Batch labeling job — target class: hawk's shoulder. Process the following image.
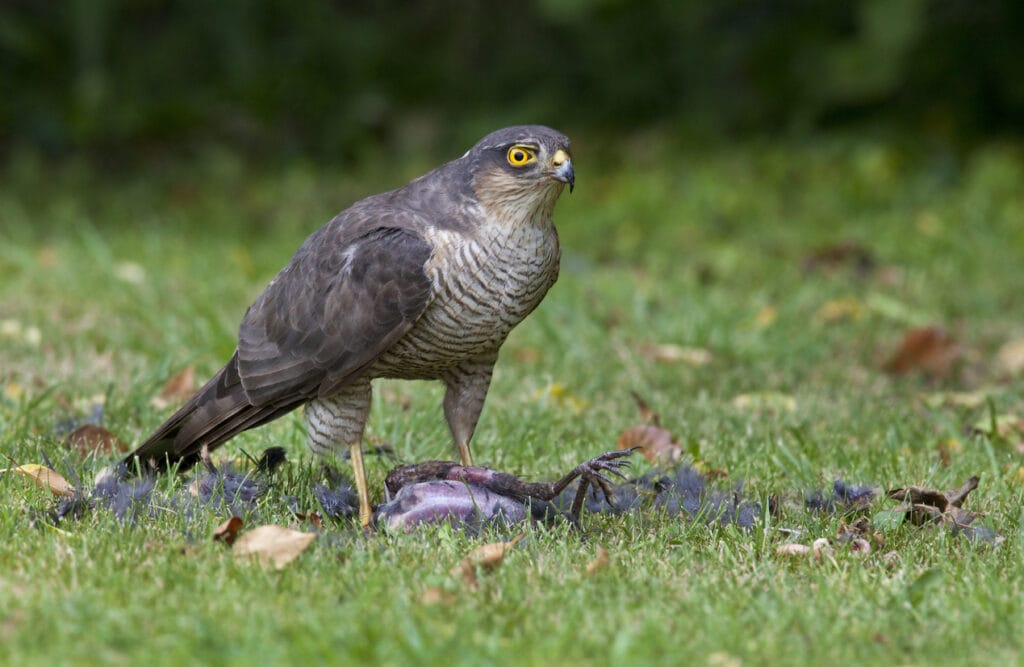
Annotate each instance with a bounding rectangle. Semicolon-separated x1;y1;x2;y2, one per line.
236;205;435;406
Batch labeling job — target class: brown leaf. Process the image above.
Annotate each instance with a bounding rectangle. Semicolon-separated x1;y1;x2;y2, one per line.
617;424;681;464
1;464;76;497
212;516;244;546
233;525;316;570
887;477;979;512
886;477;984;528
882;326;961;378
585;546;609;576
64;424;128;456
450;532;526;589
150;365;196;409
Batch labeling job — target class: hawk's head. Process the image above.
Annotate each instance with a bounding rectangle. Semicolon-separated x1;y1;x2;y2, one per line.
466;125;574;222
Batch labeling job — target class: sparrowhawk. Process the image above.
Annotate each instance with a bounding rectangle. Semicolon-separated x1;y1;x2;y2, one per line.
124;125;575;526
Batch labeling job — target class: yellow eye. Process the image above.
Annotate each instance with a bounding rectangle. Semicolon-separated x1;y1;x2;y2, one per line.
506;146;536;167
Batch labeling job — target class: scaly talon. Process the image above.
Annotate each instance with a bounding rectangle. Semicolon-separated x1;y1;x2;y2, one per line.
349;442;373;528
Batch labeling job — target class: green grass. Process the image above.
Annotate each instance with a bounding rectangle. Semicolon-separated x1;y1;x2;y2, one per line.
2;134;1024;666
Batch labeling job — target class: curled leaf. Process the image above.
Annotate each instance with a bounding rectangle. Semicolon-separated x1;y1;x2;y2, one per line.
233;525;316;570
450;532;526;589
212;516;244;546
2;464;76;497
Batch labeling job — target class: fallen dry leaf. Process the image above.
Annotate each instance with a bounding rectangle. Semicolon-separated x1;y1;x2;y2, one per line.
1;464;76;497
882;326;961;378
150;365;196;409
212;516;244;546
585;546;610;576
638;343;712;366
997;339;1024;376
617;424;681;464
802;241;876;277
450;532;526;589
64;424;128;456
233;525;316;570
885;477;996;540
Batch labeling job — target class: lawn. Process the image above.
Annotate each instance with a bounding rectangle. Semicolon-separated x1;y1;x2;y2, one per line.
1;134;1023;666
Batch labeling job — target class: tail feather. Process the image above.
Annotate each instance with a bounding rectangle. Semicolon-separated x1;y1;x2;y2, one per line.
124;352;303;473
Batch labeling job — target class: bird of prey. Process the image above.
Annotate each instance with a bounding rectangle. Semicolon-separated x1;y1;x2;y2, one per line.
125;125;575;526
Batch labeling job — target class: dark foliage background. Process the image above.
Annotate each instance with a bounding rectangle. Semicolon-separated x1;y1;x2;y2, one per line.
2;0;1023;160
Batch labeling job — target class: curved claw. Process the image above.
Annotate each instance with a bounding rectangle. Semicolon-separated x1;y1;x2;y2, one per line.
574;449;637;507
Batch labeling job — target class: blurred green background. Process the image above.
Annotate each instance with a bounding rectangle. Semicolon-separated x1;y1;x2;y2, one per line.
3;0;1023;162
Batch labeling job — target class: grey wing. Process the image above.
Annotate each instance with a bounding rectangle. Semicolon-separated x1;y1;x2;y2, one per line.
236;224;434;406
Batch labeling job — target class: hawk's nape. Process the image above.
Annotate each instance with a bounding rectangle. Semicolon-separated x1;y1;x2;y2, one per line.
125;125;574;527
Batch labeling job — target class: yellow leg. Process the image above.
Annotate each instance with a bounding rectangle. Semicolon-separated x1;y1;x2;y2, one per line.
349;442;373;527
456;440;474;467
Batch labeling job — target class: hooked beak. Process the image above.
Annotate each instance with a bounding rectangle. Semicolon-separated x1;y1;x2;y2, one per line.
551;149;574;193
